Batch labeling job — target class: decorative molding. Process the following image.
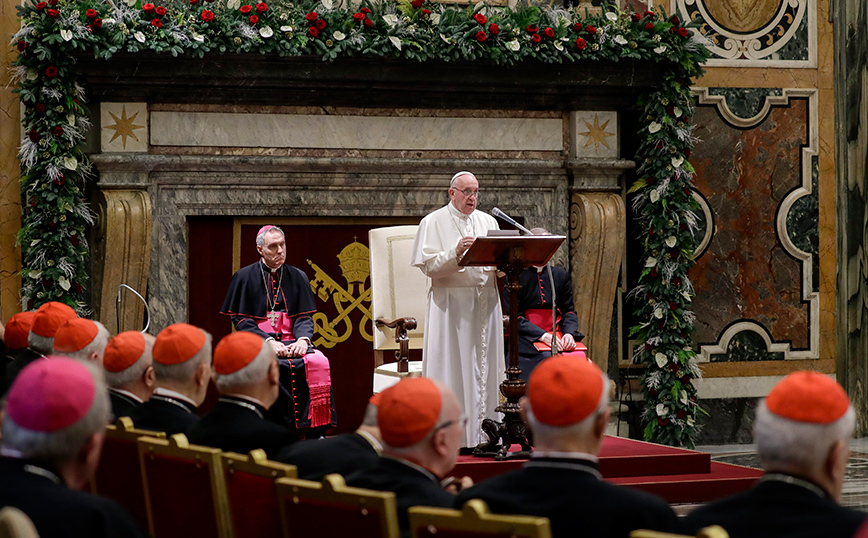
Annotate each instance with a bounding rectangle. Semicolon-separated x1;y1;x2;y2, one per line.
694;87;791;128
569;111;618;159
100;103;148;152
698;320;796;362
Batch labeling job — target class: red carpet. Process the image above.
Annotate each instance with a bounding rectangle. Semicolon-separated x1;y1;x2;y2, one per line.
454;436;762;504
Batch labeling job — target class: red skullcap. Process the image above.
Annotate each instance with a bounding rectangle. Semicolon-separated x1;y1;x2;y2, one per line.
53;318;99;353
7;358;96;432
31;301;77;338
153;323;206;366
214;331;264;375
5;311;37;350
369;391;383;407
528;355;604;427
379;377;442;447
104;331;147;373
765;371;850;424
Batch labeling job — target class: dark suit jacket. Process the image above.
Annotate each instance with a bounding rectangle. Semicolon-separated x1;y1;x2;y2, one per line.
456;456;681;538
345;456;455;538
3;348;45;396
0;457;148;538
683;474;867;538
108;389;142;421
185;397;297;458
127;393;198;436
275;431;380;481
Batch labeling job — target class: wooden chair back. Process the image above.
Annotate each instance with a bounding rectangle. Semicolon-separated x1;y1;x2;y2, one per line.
0;507;39;538
275;473;399;538
138;433;232;538
221;450;297;538
630;526;729;538
92;417;166;528
409;499;552;538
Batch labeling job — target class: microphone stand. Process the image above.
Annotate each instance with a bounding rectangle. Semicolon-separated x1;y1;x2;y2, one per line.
117;284;151;334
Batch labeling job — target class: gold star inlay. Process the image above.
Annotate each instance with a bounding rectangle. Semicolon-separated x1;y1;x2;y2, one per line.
104;106;145;149
579;114;615;153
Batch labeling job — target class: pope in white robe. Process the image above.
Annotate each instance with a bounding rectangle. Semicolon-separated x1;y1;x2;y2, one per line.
409;171;505;446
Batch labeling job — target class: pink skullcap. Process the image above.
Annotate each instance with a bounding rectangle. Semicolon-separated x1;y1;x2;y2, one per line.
31;301;77;338
153;323;206;366
53;318;99;353
6;358;96;432
104;331;147;373
5;311;37;350
378;378;442;447
528;355;604;426
214;331;264;375
257;225;277;238
765;371;850;424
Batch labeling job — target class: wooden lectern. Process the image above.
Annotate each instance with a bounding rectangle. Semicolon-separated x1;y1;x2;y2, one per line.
459;234;565;460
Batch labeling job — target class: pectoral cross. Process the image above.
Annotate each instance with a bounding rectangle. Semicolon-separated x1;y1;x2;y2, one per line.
268;311;279;327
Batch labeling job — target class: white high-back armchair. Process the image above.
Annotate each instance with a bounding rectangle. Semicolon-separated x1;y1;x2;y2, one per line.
368;225;428;391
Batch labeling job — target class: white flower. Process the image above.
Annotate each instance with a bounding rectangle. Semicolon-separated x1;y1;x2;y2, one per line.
654;45;667;54
227;0;240;9
665;236;677;248
63;156;77;170
554;40;563;51
614;34;627;45
67;113;75;125
26;70;38;81
125;0;137;5
655;353;667;368
673;107;683;118
656;403;669;416
191;31;205;42
321;0;334;9
649;190;660;203
645;257;657;268
58;276;71;291
680;391;688;404
389;35;402;50
671;156;683;167
383;14;399;27
333;31;345;40
605;12;617;22
280;25;293;32
687;416;695;427
28;269;41;279
505;39;520;51
648;121;662;133
60;29;73;41
102;18;115;24
682;290;691;301
430;13;440;25
654;306;664;319
259;26;273;38
134;31;145;43
440;33;450;44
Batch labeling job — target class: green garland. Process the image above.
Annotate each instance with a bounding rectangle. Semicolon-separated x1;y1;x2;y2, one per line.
13;0;709;445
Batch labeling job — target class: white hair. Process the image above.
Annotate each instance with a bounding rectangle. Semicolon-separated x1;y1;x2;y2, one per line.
214;339;274;392
360;403;378;427
104;335;155;388
2;362;110;465
53;321;110;363
153;331;213;383
525;370;610;442
754;401;856;475
256;226;285;248
449;171;475;189
28;332;54;355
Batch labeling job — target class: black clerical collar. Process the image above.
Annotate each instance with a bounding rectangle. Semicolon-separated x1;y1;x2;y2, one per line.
1;457;63;486
759;473;831;499
108;387;143;405
151;392;197;414
219;396;266;419
383;456;441;483
260;259;282;274
526;453;602;479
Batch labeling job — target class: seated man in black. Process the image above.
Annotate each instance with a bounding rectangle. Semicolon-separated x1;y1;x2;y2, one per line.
0;358;147;537
457;356;680;538
102;331;156;421
683;371;866;538
187;331;297;458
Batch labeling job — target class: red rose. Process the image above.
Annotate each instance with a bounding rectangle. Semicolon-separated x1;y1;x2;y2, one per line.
473;13;486;24
151;18;162;27
669;301;678;311
47;8;59;17
646;177;655;185
16;40;26;51
35;2;46;10
649;388;658;397
543;26;553;38
86;24;93;32
682;376;690;384
305;11;317;20
586;24;596;34
53;173;65;185
353;12;365;20
489;23;499;35
645;293;654;301
53;126;64;136
45;65;58;77
668;362;679;372
256;2;267;12
572;22;582;32
673;277;682;287
360;7;371;13
364;18;373;27
679;223;687;231
315;18;326;29
644;342;653;351
678;27;689;37
526;24;537;33
650;267;658;277
655;140;664;150
94;18;102;27
143;3;155;12
28;129;39;142
201;9;214;21
644;22;653;30
657;418;669;426
73;283;83;294
240;4;252;13
644;10;655;18
656;320;666;329
70;234;80;245
48;222;56;230
683;187;691;195
155;5;166;15
648;226;654;236
308;26;319;36
410;0;422;7
677;409;686;419
475;30;486;42
421;9;431;16
531;33;541;43
29;198;36;207
35;103;45;112
190;0;199;5
27;299;34;310
86;8;97;18
249;14;258;24
631;13;640;22
575;37;585;49
671;15;680;25
684;148;692;158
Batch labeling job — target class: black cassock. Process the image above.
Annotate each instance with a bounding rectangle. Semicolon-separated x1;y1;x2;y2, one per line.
221;260;337;431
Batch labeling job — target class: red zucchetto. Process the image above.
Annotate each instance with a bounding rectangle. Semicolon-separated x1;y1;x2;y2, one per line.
53;318;99;353
30;301;77;338
5;311;37;350
528;355;604;427
153;323;207;366
6;358;95;432
378;377;442;447
765;371;850;424
214;331;264;375
104;331;147;373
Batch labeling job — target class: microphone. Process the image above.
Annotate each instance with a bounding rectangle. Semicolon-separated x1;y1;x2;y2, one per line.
491;207;533;235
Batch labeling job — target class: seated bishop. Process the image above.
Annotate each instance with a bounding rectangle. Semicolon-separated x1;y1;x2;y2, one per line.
221;224;336;437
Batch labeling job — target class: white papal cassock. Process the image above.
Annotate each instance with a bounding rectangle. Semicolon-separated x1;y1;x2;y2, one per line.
410;203;505;446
